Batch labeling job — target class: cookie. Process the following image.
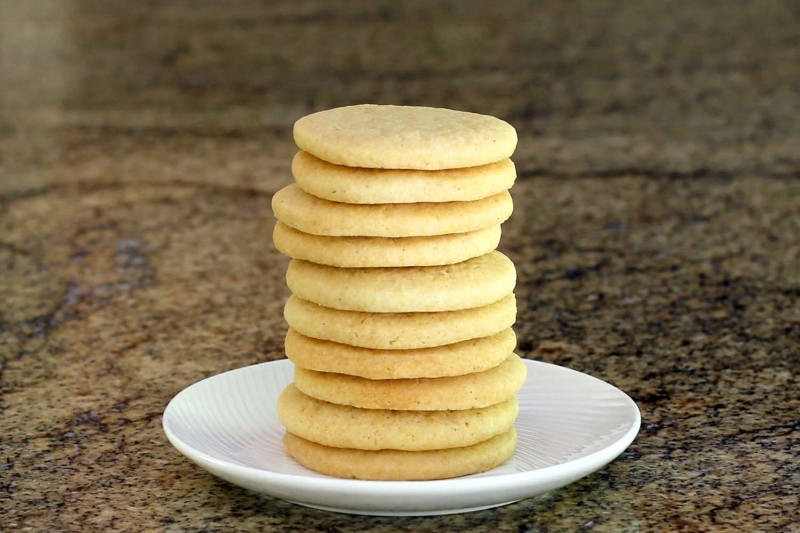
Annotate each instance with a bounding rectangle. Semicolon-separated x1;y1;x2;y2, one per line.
293;353;527;411
286;251;516;313
292;151;517;205
272;183;512;237
284;293;516;350
283;428;517;481
273;222;501;268
293;105;517;170
285;328;516;379
278;384;518;451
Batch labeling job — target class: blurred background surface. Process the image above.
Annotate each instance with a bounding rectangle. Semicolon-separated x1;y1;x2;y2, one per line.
2;0;799;191
1;2;798;532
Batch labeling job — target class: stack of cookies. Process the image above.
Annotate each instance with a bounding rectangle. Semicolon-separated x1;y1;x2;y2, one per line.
272;105;526;481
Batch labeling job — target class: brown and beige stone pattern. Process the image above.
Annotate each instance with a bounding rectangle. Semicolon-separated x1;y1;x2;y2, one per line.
1;1;798;531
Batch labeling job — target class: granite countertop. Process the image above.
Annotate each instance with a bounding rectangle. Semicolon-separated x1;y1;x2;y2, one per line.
1;1;798;531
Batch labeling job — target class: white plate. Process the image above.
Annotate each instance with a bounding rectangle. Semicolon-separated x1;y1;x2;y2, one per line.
163;359;640;516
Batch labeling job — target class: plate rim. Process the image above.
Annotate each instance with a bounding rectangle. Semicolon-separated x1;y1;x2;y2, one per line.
163;358;641;496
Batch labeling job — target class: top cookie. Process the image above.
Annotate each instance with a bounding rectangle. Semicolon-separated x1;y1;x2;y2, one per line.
293;105;518;170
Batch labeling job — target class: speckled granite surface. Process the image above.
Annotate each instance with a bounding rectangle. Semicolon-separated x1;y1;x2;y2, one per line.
1;1;798;531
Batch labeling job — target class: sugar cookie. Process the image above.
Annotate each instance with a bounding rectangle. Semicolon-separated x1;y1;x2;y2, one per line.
293;105;517;170
272;184;512;237
284;294;516;350
273;222;501;268
292;151;516;204
285;328;516;379
294;354;527;411
286;251;515;312
283;428;517;480
278;384;518;451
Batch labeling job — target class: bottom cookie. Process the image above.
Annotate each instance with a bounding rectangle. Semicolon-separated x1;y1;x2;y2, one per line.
283;428;517;481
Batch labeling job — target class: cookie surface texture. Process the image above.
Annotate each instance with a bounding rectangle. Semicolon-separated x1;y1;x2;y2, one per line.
293;105;518;170
283;428;518;481
284;294;516;350
292;151;516;204
293;353;527;411
285;328;516;379
272;184;512;237
286;251;516;312
272;222;501;268
278;384;518;451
